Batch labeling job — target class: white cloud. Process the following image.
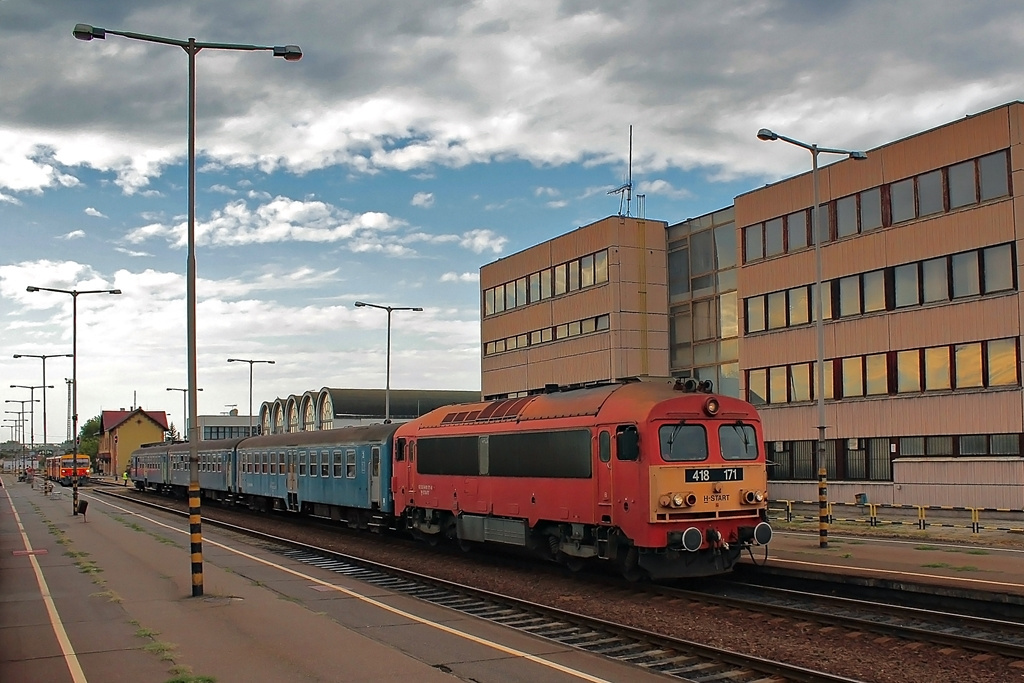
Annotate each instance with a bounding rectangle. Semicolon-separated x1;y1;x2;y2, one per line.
440;271;479;282
460;229;507;254
411;191;434;208
60;230;86;240
535;187;560;197
637;179;694;200
84;207;106;218
114;247;152;257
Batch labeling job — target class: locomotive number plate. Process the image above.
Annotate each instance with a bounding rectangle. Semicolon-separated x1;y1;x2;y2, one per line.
685;467;743;483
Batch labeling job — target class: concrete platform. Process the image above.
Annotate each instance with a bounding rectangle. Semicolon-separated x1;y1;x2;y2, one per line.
0;475;675;683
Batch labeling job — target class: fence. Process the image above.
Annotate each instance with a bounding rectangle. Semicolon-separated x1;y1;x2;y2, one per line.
770;499;1024;534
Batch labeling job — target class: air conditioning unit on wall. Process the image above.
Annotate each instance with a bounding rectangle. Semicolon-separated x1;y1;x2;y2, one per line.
846;438;861;450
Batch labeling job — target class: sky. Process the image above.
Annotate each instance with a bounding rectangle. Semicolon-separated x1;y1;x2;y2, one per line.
1;0;1022;445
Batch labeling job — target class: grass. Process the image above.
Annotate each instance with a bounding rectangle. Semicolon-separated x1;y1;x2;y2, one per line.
144;641;178;661
920;562;982;572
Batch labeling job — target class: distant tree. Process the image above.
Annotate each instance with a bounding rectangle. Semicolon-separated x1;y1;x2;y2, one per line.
77;415;101;468
166;423;182;442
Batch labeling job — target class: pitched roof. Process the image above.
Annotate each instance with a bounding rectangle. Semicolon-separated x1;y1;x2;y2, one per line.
101;409;169;433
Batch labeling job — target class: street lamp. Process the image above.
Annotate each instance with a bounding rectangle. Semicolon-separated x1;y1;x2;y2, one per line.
354;301;423;423
10;385;52;452
27;285;121;515
166;387;202;437
74;22;301;597
227;359;274;435
756;129;867;490
14;353;72;447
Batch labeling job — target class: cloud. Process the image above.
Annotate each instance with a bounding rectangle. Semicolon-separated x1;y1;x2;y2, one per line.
460;229;507;254
84;207;106;218
411;191;434;208
60;230;85;240
440;271;479;282
115;247;152;257
637;179;694;200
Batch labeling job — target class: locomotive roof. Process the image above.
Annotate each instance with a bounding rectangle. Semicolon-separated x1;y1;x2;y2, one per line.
238;422;401;448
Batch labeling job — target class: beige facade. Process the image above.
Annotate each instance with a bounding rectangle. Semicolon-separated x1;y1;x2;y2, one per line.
736;101;1024;505
480;216;669;398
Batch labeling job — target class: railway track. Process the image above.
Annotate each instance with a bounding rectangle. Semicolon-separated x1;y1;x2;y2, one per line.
96;488;862;682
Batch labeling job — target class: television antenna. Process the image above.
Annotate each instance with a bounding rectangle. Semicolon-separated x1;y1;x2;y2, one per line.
607;125;633;216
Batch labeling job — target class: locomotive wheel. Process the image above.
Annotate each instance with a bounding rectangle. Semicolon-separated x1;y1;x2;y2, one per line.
619;546;646;582
562;555;585;573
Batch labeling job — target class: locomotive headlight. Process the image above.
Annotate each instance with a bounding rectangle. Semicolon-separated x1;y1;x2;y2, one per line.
703;397;720;416
671;492;686;508
659;494;671;508
743;489;765;504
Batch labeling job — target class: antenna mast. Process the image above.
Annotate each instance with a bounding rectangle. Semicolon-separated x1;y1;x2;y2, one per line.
607;125;633;217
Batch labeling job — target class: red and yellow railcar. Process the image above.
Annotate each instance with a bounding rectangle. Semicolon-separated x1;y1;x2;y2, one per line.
393;380;772;580
45;454;90;486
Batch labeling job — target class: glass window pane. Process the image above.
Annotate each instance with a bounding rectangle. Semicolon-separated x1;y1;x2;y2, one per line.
581;317;596;334
719;362;740;398
554;264;567;295
528;273;540;303
786;210;808;250
767;291;787;329
515;278;527;306
836;196;857;238
897;350;921;392
860;188;883;231
668;248;690;298
541;326;554;340
813;281;833;320
922;257;949;303
951;251;980;298
694;341;716;365
865;353;887;395
863;270;885;312
980;151;1009;200
568;320;581;336
954;342;983;388
983;244;1013;293
594;250;608;283
924;347;951;390
894;264;920;307
813;360;835;400
948;160;977;208
505;282;516;309
720;292;738;338
744;225;763;262
567;261;580;291
693;298;717;340
839;275;861;317
890;178;916;223
790;363;810;402
900;436;925;456
715;223;737;269
815;205;830;245
765;218;784;256
927;436;953;455
842;357;864;397
991;434;1020;455
493;284;505;313
692;229;716;274
580;254;595;288
484;288;494;316
720;338;739;362
769;366;788;403
788;286;809;326
747;368;766;405
987;338;1017;386
540;269;553;298
746;296;765;333
960;435;988;455
918;170;943;216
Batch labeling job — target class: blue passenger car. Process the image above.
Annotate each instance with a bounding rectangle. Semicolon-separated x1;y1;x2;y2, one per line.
234;424;400;529
130;439;241;496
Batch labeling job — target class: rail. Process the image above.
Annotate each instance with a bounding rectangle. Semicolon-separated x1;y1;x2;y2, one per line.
770;499;1024;533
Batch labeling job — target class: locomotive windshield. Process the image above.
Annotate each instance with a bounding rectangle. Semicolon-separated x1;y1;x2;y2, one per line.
658;424;708;462
720;424;759;460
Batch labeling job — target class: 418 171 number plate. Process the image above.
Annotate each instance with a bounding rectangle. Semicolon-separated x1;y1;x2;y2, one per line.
685;467;743;482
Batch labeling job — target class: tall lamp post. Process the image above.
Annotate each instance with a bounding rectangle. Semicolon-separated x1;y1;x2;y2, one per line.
73;22;301;597
166;387;202;438
27;285;122;516
14;353;72;448
755;129;867;487
227;358;275;435
10;385;52;453
354;301;423;423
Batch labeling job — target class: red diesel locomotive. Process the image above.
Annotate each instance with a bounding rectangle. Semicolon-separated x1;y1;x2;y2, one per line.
394;380;772;579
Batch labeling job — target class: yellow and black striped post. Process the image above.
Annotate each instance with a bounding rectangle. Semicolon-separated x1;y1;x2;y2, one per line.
188;477;203;596
818;467;829;548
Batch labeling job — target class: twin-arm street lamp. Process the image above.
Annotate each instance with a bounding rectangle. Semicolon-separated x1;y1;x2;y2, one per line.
10;385;53;452
14;353;72;447
756;129;867;491
73;22;301;597
227;359;275;436
354;301;423;424
27;285;122;516
166;387;202;437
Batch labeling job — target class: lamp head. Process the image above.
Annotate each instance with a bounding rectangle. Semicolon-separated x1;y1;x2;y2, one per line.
849;151;868;161
273;45;302;61
13;354;20;358
26;286;38;292
354;301;366;307
73;24;106;41
756;128;778;141
412;307;424;312
110;289;121;295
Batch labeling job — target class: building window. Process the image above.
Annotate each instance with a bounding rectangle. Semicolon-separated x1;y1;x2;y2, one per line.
747;369;766;406
836;195;858;238
894;263;920;307
788;286;809;326
862;270;885;312
767;291;787;329
786;210;808;249
954;343;983;388
790;363;811;402
860;188;883;231
865;353;888;395
982;244;1014;293
896;350;922;393
746;296;765;333
765;218;784;257
838;275;861;317
979;150;1009;200
842;357;864;397
924;346;951;390
918;170;944;216
948;160;977;209
890;177;916;223
744;224;764;262
921;257;949;303
951;251;980;298
987;338;1018;386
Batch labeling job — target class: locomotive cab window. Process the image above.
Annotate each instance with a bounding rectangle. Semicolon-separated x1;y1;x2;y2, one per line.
659;424;708;462
720;424;759;460
395;438;405;462
599;431;611;463
616;425;639;461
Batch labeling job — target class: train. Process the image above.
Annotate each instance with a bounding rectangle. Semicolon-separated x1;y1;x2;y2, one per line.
46;454;91;486
130;380;773;580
